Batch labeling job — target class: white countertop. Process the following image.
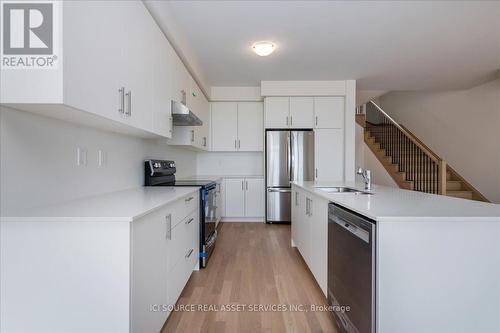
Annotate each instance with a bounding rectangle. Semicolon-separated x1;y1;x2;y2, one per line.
293;181;500;222
0;187;199;223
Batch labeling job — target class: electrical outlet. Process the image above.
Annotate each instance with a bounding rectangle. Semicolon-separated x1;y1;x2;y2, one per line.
98;149;106;167
76;147;88;166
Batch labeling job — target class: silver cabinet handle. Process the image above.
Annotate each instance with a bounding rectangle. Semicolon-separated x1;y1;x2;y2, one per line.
305;198;309;216
191;130;195;143
295;191;299;206
241;180;244;190
235;140;237;149
309;199;313;216
185;248;194;258
315;116;318;126
125;90;131;116
165;214;172;240
118;87;125;114
238;139;241;149
185;196;194;202
315;168;318;179
290;116;293;126
246;180;248;190
203;137;207;147
286;116;289;126
185;217;194;225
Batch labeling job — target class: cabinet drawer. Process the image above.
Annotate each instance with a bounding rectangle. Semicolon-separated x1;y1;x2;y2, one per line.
170;192;198;228
167;210;199;273
167;214;198;307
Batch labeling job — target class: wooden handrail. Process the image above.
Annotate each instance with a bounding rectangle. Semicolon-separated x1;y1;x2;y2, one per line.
368;100;442;164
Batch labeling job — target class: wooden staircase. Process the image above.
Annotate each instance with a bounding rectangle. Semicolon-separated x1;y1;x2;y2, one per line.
357;102;489;202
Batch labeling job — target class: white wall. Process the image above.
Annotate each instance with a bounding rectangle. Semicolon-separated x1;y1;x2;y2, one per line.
379;79;500;203
196;152;264;176
0;107;197;213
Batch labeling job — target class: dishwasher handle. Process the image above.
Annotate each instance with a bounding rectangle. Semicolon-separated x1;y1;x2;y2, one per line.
332;216;370;243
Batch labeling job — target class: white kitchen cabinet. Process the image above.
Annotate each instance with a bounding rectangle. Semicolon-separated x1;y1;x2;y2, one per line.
190;79;210;150
264;97;290;128
237;102;264;151
223;177;265;219
151;14;174;138
291;185;328;296
244;178;265;217
211;102;239;151
290;97;314;128
211;102;264;152
0;190;199;333
314;129;344;181
309;195;328;296
224;178;246;217
1;0;181;139
314;97;344;129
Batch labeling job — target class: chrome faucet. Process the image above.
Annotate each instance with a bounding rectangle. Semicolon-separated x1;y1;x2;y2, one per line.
357;167;372;191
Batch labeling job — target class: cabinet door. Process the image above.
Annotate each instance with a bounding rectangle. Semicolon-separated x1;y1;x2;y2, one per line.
244;178;265;217
190;79;210;150
264;97;289;128
121;1;155;131
151;23;173;138
224;179;246;217
63;1;125;123
131;206;169;332
237;102;264;151
291;187;303;248
172;55;190;104
211;102;238;151
314;129;344;181
310;196;328;296
290;97;314;128
299;196;312;265
314;97;344;129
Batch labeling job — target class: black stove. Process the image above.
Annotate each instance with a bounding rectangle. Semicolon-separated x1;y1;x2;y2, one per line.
144;159;217;268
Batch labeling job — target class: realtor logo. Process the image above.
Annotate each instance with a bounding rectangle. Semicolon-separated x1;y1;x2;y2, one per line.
1;1;58;69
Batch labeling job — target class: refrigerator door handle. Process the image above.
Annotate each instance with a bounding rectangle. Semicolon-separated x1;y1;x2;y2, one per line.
267;188;292;193
286;131;291;183
289;131;294;182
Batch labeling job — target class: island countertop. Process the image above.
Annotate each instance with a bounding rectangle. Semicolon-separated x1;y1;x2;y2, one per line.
0;187;199;223
293;181;500;222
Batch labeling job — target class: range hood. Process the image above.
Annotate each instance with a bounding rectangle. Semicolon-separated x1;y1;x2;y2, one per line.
171;100;202;126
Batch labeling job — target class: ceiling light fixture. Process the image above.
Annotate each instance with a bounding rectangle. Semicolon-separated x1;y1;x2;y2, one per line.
252;41;276;56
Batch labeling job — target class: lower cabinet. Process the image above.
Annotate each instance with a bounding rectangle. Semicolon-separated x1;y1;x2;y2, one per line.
131;192;199;332
291;185;328;296
223;177;265;219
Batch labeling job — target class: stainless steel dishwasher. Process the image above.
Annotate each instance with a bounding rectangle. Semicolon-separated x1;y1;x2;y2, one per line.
328;203;376;333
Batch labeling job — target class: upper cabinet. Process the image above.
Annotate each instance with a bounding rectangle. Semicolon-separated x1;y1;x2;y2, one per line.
290;97;314;128
264;97;290;128
211;102;263;152
314;97;344;129
264;96;345;130
0;0;186;139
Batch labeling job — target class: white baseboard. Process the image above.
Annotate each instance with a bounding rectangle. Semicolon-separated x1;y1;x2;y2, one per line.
221;217;265;223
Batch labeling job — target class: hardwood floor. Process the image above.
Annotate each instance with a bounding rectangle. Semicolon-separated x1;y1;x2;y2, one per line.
162;223;339;333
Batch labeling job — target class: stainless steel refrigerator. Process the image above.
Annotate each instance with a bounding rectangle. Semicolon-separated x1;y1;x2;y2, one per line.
266;130;314;223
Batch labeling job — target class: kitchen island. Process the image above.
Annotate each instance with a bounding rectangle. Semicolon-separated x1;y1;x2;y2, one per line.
292;181;500;333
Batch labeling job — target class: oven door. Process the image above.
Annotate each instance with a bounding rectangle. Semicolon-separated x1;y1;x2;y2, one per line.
203;184;217;241
328;204;376;333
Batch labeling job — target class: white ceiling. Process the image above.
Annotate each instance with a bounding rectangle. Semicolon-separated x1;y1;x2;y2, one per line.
155;1;500;91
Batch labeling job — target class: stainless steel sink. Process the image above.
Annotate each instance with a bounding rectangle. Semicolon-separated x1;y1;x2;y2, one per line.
314;187;373;195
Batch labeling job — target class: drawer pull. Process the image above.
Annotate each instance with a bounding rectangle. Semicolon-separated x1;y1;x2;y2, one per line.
185;196;194;202
186;248;194;258
165;214;172;240
185;217;194;225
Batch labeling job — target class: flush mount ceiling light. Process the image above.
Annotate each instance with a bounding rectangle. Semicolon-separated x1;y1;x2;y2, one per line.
252;41;276;56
